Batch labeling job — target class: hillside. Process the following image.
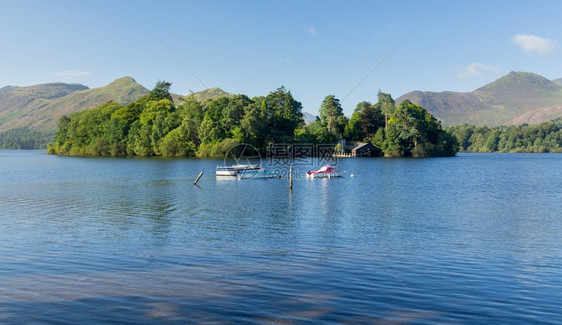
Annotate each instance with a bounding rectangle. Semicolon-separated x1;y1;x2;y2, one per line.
397;71;562;126
181;87;233;103
505;105;562;125
0;77;149;132
0;83;89;131
303;111;317;124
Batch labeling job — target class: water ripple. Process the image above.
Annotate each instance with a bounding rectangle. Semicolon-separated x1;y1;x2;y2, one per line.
1;152;562;323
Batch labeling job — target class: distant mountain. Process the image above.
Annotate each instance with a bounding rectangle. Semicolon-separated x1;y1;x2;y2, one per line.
397;71;562;126
303;111;317;124
504;105;562;125
0;77;149;132
0;86;16;95
0;82;88;100
181;87;233;103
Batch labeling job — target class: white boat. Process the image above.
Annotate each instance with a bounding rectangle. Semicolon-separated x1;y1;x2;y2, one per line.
216;166;237;176
216;164;261;177
306;165;344;179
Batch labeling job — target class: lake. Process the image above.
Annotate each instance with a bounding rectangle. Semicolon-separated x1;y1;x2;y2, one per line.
1;150;561;324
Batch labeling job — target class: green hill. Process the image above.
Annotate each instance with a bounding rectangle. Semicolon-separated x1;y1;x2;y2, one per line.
0;77;149;132
397;71;562;126
395;90;492;125
0;83;89;131
181;87;233;103
474;71;561;106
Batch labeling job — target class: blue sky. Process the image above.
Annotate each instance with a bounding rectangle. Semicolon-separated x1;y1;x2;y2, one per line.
1;0;561;115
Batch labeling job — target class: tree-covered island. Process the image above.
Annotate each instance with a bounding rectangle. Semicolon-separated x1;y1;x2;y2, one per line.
47;81;459;158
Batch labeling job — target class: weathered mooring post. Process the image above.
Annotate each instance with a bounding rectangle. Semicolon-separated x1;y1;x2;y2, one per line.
289;165;293;190
194;172;203;185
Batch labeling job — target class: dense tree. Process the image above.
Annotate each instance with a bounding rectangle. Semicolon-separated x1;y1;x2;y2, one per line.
451;124;474;151
0;128;54;150
147;80;173;102
48;82;310;157
358;104;385;141
376;99;458;157
222;95;251;131
295;120;338;144
240;100;267;147
158;120;198;157
198;116;222;145
378;91;395;130
111;102;143;123
448;122;562;153
318;95;347;137
264;87;304;143
345;101;369;141
178;97;203;120
345;101;385;142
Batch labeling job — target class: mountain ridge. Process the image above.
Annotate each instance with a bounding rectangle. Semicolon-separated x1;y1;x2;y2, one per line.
397;71;562;126
0;77;149;132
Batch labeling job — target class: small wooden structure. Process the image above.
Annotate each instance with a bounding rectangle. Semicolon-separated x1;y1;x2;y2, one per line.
351;142;382;157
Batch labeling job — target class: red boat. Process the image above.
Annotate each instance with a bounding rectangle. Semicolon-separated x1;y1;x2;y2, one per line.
306;165;344;179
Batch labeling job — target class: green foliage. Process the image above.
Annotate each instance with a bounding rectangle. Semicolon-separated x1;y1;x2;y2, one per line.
263;86;305;143
448;123;562;153
147;80;173;102
196;138;240;158
295;121;337;144
48;82;307;157
48;101;124;155
159;124;197;157
378;91;395;129
345;100;385;142
179;97;204;121
0;128;54;149
375;97;458;157
240;100;267;147
111;102;143;123
319;95;347;137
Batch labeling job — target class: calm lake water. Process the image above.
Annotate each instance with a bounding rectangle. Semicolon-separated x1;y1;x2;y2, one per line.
1;150;561;324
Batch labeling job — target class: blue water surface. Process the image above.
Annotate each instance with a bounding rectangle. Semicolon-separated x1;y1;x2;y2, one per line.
1;151;561;324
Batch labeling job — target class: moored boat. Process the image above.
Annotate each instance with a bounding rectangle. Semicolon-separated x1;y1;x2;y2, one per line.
216;164;261;177
216;166;237;177
306;165;344;179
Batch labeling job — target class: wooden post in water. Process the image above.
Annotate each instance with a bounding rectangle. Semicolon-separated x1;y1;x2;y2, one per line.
194;172;203;185
289;165;293;190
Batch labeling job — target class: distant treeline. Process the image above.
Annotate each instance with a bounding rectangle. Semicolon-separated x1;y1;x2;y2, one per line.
448;120;562;153
0;128;54;149
47;81;458;158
